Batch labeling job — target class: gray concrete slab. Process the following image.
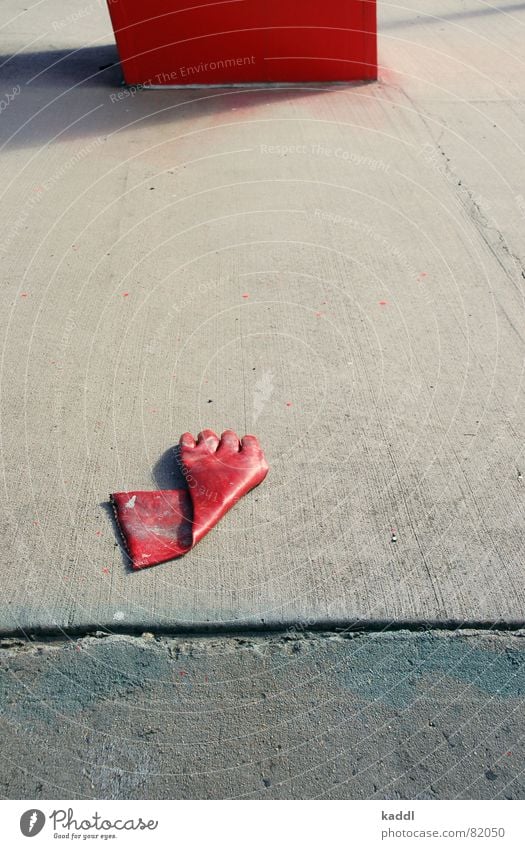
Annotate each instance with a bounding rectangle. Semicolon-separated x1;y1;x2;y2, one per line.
0;0;525;633
1;630;525;799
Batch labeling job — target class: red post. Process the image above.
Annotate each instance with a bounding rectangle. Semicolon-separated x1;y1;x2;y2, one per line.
106;0;377;86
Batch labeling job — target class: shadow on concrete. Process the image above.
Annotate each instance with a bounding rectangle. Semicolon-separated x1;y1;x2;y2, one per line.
0;43;122;88
152;444;188;490
380;1;525;29
100;499;133;572
0;44;372;151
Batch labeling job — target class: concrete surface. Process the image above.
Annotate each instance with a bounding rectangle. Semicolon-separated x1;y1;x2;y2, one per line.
2;630;525;799
1;0;525;634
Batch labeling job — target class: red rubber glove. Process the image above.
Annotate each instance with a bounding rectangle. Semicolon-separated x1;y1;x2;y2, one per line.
111;430;268;569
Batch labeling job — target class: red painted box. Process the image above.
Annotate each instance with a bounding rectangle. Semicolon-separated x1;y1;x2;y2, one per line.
106;0;377;86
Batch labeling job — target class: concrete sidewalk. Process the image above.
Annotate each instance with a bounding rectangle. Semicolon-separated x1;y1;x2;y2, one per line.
2;629;525;799
0;0;524;634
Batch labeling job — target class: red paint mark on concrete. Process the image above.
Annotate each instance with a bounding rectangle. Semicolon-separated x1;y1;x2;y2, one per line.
242;293;249;299
122;292;129;297
179;670;188;677
102;567;110;574
379;300;388;306
286;401;293;407
20;293;28;298
315;312;324;318
95;531;102;537
419;272;428;279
